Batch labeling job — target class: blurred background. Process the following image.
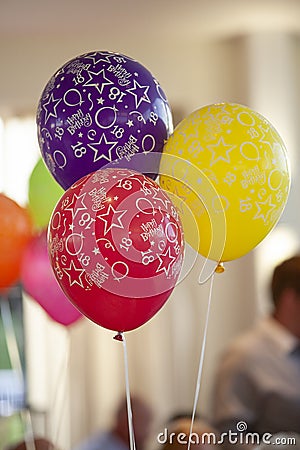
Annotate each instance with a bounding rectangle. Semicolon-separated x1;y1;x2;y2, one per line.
0;0;300;448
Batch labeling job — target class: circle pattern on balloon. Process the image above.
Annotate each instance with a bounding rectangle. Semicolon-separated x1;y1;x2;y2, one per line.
37;51;173;189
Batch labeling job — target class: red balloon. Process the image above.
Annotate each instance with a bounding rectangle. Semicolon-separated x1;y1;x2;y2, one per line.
48;168;184;332
21;231;82;326
0;194;32;292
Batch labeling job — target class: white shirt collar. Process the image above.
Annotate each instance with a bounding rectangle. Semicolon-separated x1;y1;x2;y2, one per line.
259;316;299;355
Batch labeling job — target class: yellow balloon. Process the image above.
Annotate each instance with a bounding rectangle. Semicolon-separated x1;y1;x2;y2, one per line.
159;103;291;262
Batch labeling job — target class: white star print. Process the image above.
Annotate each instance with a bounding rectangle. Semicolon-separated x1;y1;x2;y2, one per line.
253;194;276;223
42;93;62;124
156;247;176;276
207;137;236;166
84;52;113;65
87;133;117;163
84;68;113;95
126;79;151;109
64;193;87;219
97;204;127;235
63;259;85;287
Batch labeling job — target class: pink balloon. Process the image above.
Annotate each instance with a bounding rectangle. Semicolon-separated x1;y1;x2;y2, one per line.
21;231;82;326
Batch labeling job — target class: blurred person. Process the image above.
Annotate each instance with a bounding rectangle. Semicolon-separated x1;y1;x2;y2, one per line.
213;256;300;439
157;416;221;449
73;395;153;450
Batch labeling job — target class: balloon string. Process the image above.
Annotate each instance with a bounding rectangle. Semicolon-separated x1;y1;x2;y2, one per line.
0;295;36;450
198;260;225;285
120;332;136;450
187;272;215;450
52;329;71;448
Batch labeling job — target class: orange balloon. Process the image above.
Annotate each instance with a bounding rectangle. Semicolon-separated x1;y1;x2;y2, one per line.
0;194;32;292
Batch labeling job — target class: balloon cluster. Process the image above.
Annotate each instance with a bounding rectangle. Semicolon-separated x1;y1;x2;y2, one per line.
0;165;82;326
0;50;291;332
34;50;183;332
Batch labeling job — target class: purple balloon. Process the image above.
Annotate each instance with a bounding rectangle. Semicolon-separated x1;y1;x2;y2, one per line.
21;231;82;326
37;51;173;190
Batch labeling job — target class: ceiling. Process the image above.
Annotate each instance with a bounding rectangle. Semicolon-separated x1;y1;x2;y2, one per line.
1;0;300;41
0;0;300;117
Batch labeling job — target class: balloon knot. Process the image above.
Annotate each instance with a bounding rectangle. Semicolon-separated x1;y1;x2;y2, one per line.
215;262;225;274
113;332;124;341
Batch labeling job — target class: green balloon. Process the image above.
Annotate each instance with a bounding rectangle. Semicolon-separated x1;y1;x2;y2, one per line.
28;159;64;229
